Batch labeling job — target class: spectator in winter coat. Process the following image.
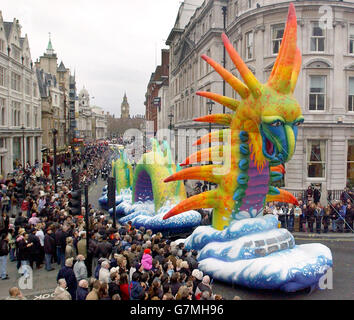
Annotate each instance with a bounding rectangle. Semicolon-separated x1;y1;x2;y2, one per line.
44;228;56;271
55;227;67;267
195;275;213;299
141;248;152;271
95;236;112;259
86;280;100;300
99;260;110;283
130;272;145;300
170;272;181;296
28;213;40;226
0;233;9;280
73;255;87;282
5;287;27;300
345;203;354;232
76;279;89;300
306;203;316;233
28;228;42;269
56;258;77;300
119;273;130;300
53;279;71;300
108;272;121;298
65;237;77;260
322;205;331;233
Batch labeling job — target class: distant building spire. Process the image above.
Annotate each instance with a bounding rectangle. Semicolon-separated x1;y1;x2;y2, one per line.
46;32;55;55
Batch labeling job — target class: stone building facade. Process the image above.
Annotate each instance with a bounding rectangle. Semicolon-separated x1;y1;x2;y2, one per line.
0;13;42;176
77;87;93;141
166;0;354;200
35;37;72;154
91;106;107;140
144;49;169;136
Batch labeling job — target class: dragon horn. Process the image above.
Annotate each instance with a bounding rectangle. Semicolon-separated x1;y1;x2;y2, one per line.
201;54;250;99
222;33;262;98
267;3;298;94
196;91;239;112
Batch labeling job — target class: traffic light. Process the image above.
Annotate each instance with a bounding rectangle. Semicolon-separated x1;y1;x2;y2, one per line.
69;190;82;215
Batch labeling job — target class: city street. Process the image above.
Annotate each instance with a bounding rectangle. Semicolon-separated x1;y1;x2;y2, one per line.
0;0;353;303
1;173;352;301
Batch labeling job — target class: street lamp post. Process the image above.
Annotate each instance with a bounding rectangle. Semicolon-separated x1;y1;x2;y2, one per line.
206;100;215;190
52;128;58;193
222;6;227;117
21;125;25;168
168;111;174;146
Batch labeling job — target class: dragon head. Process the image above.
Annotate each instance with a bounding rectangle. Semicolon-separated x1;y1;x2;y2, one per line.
197;3;303;170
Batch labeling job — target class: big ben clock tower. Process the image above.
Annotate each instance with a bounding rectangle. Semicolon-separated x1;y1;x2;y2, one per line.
121;92;130;119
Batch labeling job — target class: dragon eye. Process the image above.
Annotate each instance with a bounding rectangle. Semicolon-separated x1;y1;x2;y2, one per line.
293;121;302;127
270;121;283;127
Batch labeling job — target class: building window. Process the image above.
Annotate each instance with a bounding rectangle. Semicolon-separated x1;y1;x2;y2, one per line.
0;39;5;53
11;72;21;91
186;136;189;159
11;101;21;126
245;31;253;60
349;77;354;112
272;24;285;54
349;24;354;54
0;66;6;87
0;138;5;148
310;22;325;52
25;78;30;95
309;75;326;111
0;98;5;126
348;140;354;187
307;140;326;178
248;0;252;9
12;45;21;61
26;104;30;127
33;82;37;97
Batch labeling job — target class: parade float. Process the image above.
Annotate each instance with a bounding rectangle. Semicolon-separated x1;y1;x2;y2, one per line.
99;140;201;233
162;3;333;292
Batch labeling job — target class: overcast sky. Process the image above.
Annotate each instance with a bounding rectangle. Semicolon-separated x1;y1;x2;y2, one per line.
1;0;184;117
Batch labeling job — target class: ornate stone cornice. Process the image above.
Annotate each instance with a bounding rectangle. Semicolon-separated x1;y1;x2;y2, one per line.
254;24;265;33
332;20;346;28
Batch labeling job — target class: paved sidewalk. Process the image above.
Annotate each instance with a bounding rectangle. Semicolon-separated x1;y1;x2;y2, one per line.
292;231;354;240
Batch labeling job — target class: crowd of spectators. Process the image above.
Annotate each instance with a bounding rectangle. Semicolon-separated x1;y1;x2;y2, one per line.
263;186;354;234
50;223;226;301
0;142;230;301
0;143;112;285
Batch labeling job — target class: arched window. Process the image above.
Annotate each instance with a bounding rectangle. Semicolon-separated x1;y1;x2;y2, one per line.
0;98;5;126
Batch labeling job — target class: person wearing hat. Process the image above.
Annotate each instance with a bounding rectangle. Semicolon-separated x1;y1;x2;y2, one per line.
73;254;87;282
141;248;152;271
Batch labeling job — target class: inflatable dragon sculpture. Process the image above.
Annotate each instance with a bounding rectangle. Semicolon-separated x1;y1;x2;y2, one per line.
163;3;332;292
